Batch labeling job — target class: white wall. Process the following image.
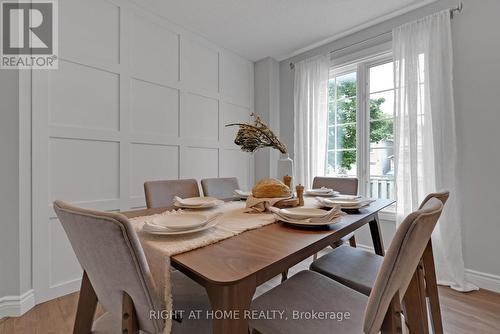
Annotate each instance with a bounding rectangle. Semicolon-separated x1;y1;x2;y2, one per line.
277;0;500;291
254;57;281;181
4;0;255;310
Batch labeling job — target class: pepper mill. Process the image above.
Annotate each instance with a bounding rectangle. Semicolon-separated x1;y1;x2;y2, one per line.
296;184;304;206
283;175;292;189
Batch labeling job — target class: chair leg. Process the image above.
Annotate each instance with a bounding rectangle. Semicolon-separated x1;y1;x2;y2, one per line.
381;291;403;334
281;270;288;282
422;241;444;334
73;271;98;334
122;291;139;334
403;267;429;334
348;235;357;247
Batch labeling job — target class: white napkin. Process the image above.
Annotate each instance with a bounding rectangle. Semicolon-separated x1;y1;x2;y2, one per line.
269;206;345;225
234;189;252;198
333;194;363;200
244;195;290;213
173;196;219;207
305;187;339;196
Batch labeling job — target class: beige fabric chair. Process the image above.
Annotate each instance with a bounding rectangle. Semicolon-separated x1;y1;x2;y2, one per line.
54;201;211;334
144;179;200;209
310;191;449;333
312;176;359;196
312;176;358;247
250;197;444;334
201;177;240;199
309;191;449;293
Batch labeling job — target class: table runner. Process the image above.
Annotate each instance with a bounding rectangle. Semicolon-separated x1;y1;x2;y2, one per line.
129;201;276;334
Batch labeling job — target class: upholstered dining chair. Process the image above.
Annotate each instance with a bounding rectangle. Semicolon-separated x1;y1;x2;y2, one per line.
201;177;240;199
53;200;211;334
312;176;359;196
144;179;200;209
309;190;449;334
250;197;444;334
312;176;358;248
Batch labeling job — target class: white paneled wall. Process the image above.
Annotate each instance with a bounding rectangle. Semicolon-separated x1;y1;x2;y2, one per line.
32;0;254;303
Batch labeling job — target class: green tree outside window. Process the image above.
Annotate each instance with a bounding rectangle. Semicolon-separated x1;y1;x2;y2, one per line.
328;79;393;171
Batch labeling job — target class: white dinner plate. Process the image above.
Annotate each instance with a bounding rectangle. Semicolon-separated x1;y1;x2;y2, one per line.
279;207;330;219
174;197;224;209
144;219;219;236
150;213;211;231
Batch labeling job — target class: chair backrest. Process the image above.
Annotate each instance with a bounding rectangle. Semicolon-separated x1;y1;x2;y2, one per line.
312;177;358;195
419;190;449;209
201;177;240;199
144;179;200;208
53;201;163;334
363;198;444;334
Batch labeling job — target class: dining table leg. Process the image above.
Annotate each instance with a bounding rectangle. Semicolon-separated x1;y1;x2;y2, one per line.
206;276;257;334
369;213;385;256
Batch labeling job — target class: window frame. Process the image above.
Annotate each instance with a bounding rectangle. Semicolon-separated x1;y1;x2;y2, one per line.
328;48;396;218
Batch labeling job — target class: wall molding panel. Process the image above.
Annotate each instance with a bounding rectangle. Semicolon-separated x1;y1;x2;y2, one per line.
31;0;254;304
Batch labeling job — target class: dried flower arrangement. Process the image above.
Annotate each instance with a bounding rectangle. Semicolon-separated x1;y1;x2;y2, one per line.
225;113;287;154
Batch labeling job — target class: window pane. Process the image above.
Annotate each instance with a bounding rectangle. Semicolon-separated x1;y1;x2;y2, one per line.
370;62;394;93
336;72;356;99
336;125;356;149
369;62;395;200
369;147;395;199
336;97;356;124
327;150;357;177
370;119;394;146
328;127;335;148
328;79;336;126
370;90;394;120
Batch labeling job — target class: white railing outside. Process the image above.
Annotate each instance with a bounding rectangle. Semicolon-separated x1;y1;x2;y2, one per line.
369;176;395;200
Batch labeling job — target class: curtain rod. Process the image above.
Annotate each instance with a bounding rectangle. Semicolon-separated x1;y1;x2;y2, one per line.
289;2;463;70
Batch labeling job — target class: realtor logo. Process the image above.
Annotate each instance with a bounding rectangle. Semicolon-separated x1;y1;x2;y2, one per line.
1;0;58;69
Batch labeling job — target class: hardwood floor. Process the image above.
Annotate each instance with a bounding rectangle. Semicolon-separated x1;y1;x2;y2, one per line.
2;254;500;334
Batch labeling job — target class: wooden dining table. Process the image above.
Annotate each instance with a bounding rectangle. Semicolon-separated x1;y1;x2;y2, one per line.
122;198;394;334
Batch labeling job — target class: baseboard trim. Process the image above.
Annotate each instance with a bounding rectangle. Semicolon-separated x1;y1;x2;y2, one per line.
0;289;35;319
356;243;500;293
465;269;500;293
35;277;82;305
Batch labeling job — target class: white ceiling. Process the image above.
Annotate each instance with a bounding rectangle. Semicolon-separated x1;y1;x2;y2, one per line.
142;0;435;61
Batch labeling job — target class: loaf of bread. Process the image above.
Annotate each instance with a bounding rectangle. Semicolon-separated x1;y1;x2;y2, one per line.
252;178;291;198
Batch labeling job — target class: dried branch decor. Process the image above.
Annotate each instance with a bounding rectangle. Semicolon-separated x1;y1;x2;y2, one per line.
225;113;287;154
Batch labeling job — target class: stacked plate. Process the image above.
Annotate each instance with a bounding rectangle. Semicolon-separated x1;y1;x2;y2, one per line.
174;196;224;209
269;206;344;227
315;196;375;209
305;187;340;197
143;211;222;236
234;189;252;200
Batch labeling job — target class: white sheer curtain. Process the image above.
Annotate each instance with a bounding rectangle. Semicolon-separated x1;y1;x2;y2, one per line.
393;11;476;291
293;55;329;189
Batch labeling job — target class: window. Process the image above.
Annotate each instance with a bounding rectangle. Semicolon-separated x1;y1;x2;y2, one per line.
325;55;395;202
327;71;357;177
